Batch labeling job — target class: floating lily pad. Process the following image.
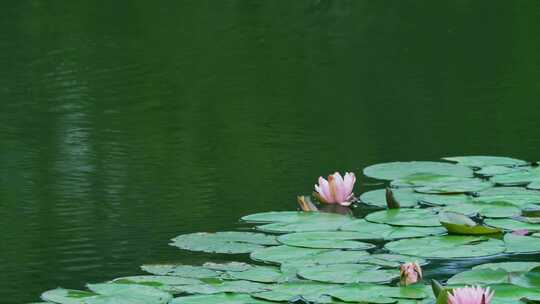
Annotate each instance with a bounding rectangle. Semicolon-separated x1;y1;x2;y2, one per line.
86;284;172;304
170;293;272;304
365;208;441;227
277;231;376;249
297;264;398;284
202;262;252;272
41;289;97;304
417;194;469;206
504;234;540;253
442;156;527;168
527;180;540;190
364;161;473;181
141;265;221;278
256;214;354;233
484;218;540;232
250;245;369;265
112;276;200;288
439;212;501;235
473;262;540;273
491;168;540;186
414;179;493;194
442;201;521;218
340;219;446;240
225;266;284;283
173;279;270;295
241;211;342;223
170;232;278;254
489;284;540;304
360;188;419;208
511;266;540;289
391;174;471;188
447;268;513;285
326;283;428;303
475;187;540;197
385;235;506;258
360;254;428;268
250;281;335;303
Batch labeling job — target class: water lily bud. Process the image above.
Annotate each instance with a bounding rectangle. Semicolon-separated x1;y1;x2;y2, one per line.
399;262;422;286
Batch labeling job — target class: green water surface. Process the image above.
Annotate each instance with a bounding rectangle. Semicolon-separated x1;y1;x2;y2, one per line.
1;1;540;302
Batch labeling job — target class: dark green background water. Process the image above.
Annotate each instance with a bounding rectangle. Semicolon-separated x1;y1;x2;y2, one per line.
2;1;540;302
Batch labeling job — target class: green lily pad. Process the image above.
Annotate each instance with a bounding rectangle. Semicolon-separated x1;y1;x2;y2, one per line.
170;293;272;304
442;201;522;218
86;284;172;304
473;262;540;273
489;284;540;304
202;262;252;272
391;174;471;188
41;289;98;304
439;212;501;235
277;231;377;249
504;234;540;253
360;188;419;208
225;266;284;283
173;279;270;295
414;179;493;194
297;264;398;284
340;219;446;240
241;211;342;223
484;218;540;232
447;268;513;285
442;156;527;168
384;235;506;258
141;265;221;278
477;166;528;177
170;232;278;254
511;266;540;289
472;194;540;209
363;161;473;181
360;254;428;268
365;208;441;227
491;168;540;186
112;275;200;288
250;281;335;303
417;194;469;206
476;187;540;196
256;214;354;233
527;180;540;190
250;245;369;265
326;283;428;303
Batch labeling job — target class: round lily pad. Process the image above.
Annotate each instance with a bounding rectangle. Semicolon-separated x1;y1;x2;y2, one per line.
173;279;270;295
484;218;540;232
504;234;540;253
170;293;272;304
414;179;493;194
41;289;98;304
363;161;473;181
477;166;528;177
111;275;200;287
141;265;221;278
297;264;398;284
473;262;540;273
384;235;506;258
442;156;527;168
391;174;471;188
442;201;522;218
365;208;441;227
170;232;278;254
250;245;369;265
359;188;419;208
277;231;376;249
476;187;540;196
447;268;511;285
528;180;540;190
361;254;428;268
223;266;284;283
325;283;428;303
255;214;354;233
340;219;446;240
491;168;540;186
417;193;469;206
202;262;252;272
250;281;335;303
473;194;540;209
86;284;172;304
241;211;341;223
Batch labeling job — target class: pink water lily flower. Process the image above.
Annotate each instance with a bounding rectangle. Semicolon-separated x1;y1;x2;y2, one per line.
314;172;356;206
399;262;422;286
448;286;494;304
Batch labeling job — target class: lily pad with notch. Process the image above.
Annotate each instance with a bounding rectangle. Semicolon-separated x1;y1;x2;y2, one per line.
170;232;278;254
363;161;473;181
365;208;441;227
442;156;527;168
277;231;377;250
340;219;446;240
297;264;398;284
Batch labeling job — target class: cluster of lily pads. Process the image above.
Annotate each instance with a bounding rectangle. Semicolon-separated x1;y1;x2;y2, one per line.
33;156;540;304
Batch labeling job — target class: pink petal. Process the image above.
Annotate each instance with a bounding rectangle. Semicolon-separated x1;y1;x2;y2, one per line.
344;172;356;195
332;172;347;202
316;177;334;203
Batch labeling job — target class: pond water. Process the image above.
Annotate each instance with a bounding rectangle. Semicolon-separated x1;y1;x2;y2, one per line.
1;1;540;303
